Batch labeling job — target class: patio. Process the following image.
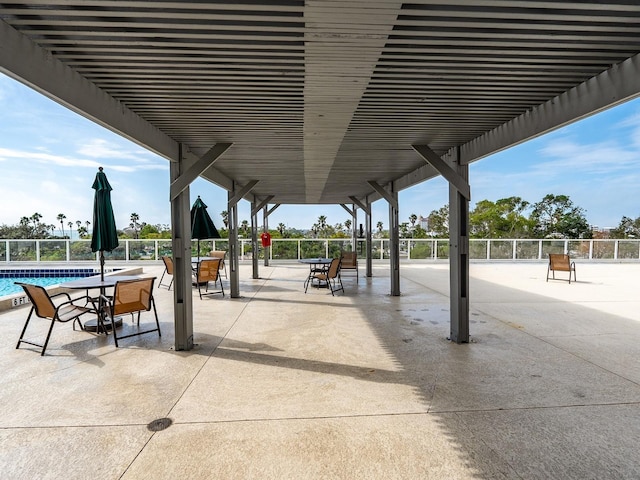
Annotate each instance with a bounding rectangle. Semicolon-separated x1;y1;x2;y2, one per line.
1;261;639;479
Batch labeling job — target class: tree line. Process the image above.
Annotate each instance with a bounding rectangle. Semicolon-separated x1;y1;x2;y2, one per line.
1;194;638;240
0;212;171;240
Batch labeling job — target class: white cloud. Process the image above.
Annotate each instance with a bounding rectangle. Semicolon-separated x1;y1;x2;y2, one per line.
0;147;100;168
76;138;155;161
536;138;638;175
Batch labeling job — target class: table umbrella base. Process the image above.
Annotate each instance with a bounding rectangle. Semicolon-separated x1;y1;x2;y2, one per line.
83;317;123;333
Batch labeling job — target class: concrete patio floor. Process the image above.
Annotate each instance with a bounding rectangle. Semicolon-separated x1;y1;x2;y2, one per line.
1;261;639;479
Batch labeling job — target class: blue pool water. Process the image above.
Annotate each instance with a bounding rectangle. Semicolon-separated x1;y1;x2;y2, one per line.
0;268;98;297
1;277;85;296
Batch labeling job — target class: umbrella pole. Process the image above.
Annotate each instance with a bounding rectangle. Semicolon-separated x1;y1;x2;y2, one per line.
100;250;105;282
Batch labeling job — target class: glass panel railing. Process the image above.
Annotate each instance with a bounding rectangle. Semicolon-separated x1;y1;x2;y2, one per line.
515;240;540;260
618;240;640;259
591;240;615;259
568;240;591;259
470;240;488;259
436;240;449;259
69;241;95;261
300;240;326;258
409;240;433;259
271;240;298;260
103;245;126;261
38;240;68;261
9;240;36;261
489;240;513;260
541;240;566;258
2;238;640;263
128;240;157;260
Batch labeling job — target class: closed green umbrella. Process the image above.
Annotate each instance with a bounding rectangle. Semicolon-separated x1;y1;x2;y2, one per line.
191;196;220;262
91;167;119;281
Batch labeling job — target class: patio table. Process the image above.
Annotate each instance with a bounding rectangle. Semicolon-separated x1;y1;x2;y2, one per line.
61;275;142;332
299;258;333;290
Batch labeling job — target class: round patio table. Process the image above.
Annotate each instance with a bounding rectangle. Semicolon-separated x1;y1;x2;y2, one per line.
61;275;143;332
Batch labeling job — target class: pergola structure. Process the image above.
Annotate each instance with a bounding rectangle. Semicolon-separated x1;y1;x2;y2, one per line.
2;2;640;350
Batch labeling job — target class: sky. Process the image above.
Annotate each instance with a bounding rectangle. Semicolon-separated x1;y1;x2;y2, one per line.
1;71;640;235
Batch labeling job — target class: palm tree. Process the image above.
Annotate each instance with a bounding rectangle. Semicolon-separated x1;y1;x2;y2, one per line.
85;220;91;236
316;215;328;237
68;221;74;239
277;223;286;236
344;219;352;234
221;210;229;229
376;221;384;236
409;214;418;237
130;213;140;239
57;213;66;237
240;219;249;236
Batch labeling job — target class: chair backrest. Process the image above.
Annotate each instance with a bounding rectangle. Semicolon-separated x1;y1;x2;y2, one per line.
549;253;571;271
340;251;357;267
198;258;222;283
209;250;226;263
112;278;155;316
162;256;174;274
326;258;341;279
16;282;55;318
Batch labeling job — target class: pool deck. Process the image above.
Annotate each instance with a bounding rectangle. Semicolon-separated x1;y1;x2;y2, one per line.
1;261;639;479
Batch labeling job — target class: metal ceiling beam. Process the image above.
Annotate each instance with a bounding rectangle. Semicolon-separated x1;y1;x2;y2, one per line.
228;180;259;208
367;181;398;211
412;144;471;200
169;142;232;201
340;204;355;217
349;196;371;216
251;196;274;217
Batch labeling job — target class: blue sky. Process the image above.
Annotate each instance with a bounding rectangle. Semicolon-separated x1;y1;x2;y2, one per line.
1;71;639;234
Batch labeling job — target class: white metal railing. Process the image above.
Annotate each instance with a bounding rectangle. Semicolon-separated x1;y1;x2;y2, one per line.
1;238;640;264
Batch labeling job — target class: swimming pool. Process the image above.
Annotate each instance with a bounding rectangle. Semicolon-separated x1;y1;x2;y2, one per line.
0;268;98;297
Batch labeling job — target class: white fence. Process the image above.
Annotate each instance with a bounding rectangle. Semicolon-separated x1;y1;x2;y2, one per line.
2;238;640;264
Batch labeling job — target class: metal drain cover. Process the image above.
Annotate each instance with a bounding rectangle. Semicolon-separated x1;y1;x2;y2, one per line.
147;417;173;432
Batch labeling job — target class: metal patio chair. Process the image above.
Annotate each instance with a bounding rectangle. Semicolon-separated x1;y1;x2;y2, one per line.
101;277;161;347
305;257;344;296
159;255;174;290
194;258;225;299
15;282;97;356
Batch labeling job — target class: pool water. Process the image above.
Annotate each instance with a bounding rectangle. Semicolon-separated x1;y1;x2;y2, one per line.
0;268;99;298
0;277;86;297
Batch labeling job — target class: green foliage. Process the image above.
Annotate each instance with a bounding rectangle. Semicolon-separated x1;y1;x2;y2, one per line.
469;196;532;238
530;194;591;239
0;213;54;239
412;225;428;238
610;216;640;239
427;205;449;237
